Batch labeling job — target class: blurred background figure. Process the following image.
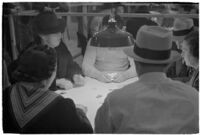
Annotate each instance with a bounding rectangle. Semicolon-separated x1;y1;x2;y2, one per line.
126;5;157;39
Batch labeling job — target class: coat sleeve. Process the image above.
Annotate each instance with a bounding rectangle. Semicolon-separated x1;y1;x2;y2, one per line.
58;98;93;133
95;97;113;133
56;41;84;82
47;97;93;133
82;39;102;79
122;56;137;79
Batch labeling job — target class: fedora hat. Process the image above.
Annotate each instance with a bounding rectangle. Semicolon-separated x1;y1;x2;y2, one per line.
172;18;194;42
124;25;181;64
34;11;66;35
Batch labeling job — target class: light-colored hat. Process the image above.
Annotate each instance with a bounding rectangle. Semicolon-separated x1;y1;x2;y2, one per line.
172;18;194;42
124;25;181;64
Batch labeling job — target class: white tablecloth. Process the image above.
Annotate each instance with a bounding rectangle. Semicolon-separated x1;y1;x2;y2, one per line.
55;76;138;128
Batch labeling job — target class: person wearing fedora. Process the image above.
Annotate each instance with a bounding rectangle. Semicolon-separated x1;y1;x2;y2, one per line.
95;26;198;133
3;45;93;133
166;17;195;82
8;11;85;91
181;30;199;91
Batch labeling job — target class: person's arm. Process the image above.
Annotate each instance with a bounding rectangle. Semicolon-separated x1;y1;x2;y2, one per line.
95;97;113;133
123;56;137;79
56;41;84;82
82;39;102;79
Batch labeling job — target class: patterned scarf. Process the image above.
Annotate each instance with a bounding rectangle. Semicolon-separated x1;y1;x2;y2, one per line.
10;82;59;128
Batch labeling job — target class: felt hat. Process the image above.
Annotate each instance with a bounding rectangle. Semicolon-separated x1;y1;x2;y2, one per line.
124;25;181;64
34;11;66;35
172;17;194;42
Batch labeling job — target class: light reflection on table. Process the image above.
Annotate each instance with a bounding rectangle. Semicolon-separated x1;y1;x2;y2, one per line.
55;76;138;128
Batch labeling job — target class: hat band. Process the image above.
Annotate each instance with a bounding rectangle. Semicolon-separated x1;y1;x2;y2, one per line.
134;44;171;60
173;26;194;36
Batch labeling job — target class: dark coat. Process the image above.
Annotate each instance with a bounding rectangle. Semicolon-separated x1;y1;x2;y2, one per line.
7;40;83;91
3;87;93;133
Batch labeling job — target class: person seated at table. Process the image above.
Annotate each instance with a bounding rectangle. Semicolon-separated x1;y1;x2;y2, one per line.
8;10;85;90
166;17;195;82
95;25;199;133
181;30;199;91
82;15;137;83
3;45;93;133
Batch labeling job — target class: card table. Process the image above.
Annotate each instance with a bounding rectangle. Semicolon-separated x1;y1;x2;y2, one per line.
55;76;138;128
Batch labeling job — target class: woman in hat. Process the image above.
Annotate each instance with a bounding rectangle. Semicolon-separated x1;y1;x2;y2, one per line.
9;10;85;90
3;45;93;133
82;15;137;83
181;30;199;91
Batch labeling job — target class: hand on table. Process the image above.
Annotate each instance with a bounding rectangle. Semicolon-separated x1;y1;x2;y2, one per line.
73;74;85;87
112;72;127;83
56;78;73;90
98;73;112;83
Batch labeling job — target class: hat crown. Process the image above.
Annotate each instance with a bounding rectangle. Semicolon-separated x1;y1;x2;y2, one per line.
173;18;194;31
136;25;172;51
34;11;66;34
36;11;58;30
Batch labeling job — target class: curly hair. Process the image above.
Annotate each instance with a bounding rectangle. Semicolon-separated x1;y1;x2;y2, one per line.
12;45;57;82
184;30;199;59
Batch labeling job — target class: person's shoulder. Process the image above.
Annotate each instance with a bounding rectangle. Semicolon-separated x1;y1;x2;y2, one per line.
48;92;75;108
107;81;141;100
170;79;198;96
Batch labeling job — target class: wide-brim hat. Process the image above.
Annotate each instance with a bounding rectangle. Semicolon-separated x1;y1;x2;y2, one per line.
124;25;181;64
172;17;194;42
34;11;66;35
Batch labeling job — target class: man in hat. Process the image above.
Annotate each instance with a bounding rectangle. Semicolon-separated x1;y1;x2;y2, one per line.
167;17;195;82
95;25;198;133
8;11;85;91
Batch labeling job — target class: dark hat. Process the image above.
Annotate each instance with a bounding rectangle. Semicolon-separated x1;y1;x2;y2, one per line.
34;11;66;35
124;25;181;64
13;45;57;82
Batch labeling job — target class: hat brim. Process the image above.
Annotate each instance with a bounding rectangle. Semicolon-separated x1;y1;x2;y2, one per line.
36;18;66;35
124;46;181;64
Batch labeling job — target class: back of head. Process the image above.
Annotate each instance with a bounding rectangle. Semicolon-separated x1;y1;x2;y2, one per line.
124;25;181;76
12;45;57;83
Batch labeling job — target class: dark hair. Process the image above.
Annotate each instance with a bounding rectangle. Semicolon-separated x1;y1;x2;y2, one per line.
12;45;57;82
184;30;199;59
102;14;124;28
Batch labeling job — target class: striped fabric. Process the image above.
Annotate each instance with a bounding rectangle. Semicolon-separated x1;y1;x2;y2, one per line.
10;82;58;128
